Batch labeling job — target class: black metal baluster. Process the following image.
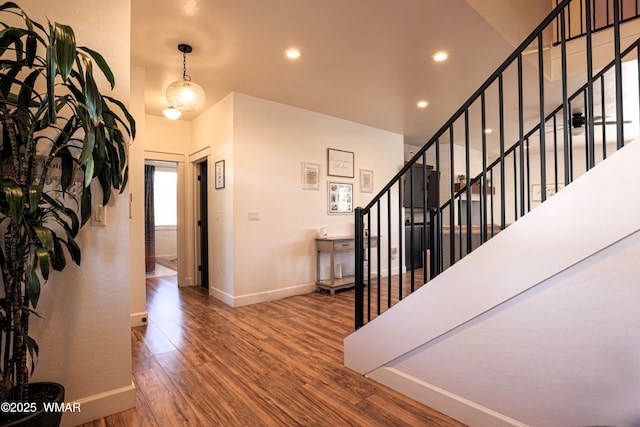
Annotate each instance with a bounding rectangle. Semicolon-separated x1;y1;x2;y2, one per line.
561;8;571;186
354;207;364;329
538;33;548;202
518;54;525;217
586;0;596;170
433;140;442;278
386;191;391;310
513;152;517;221
377;199;382;317
464;110;472;254
614;0;624;148
407;167;414;300
526;138;531;212
364;210;372;322
481;92;488;243
448;126;455;268
397;180;403;301
499;74;506;229
600;74;607;160
553;114;559;192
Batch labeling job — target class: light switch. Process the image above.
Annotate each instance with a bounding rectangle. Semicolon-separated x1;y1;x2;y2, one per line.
92;205;107;226
248;211;260;221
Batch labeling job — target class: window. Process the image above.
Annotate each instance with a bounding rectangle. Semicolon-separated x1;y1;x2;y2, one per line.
153;168;177;226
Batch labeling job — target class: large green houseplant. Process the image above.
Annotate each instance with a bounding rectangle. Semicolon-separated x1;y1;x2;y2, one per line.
0;2;134;422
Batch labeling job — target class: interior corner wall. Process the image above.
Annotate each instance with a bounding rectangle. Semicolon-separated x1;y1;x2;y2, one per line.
191;94;236;301
129;66;148;327
230;93;403;305
465;0;551;48
27;1;135;426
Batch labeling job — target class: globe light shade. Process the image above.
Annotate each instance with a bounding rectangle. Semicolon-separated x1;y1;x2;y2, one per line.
163;106;182;120
165;80;206;112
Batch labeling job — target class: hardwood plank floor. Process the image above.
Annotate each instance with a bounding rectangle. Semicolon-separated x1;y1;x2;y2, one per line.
82;276;465;426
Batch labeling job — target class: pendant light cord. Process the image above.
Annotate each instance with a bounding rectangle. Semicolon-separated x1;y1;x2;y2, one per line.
182;51;192;82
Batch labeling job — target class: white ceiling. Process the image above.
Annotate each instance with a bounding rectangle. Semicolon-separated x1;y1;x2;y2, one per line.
131;0;521;147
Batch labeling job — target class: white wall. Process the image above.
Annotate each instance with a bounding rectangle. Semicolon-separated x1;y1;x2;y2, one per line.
191;94;235;298
27;1;135;425
345;139;640;426
130;66;148;327
189;93;404;306
155;228;177;260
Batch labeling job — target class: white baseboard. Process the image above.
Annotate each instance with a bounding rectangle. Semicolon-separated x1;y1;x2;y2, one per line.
60;381;136;427
209;286;234;306
367;367;527;427
130;311;149;327
210;283;317;307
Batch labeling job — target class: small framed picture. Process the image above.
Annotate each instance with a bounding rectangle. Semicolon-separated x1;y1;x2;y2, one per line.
531;183;564;201
215;160;225;189
360;169;373;193
327;148;354;178
302;162;320;190
328;181;353;214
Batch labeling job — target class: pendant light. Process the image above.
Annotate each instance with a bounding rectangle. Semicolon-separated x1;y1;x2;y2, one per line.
164;44;205;119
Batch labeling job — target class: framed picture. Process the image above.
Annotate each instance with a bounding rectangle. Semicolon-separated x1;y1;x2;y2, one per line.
360;169;373;193
327;148;354;178
302;162;320;190
215;160;225;189
531;183;564;201
328;182;353;214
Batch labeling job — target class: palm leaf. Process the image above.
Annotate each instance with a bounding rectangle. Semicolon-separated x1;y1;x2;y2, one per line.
53;22;75;81
78;46;114;89
32;225;54;252
1;178;22;224
35;247;50;280
27;185;41;214
25;268;40;308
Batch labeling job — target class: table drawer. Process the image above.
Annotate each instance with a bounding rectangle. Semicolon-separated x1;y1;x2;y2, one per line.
333;240;355;250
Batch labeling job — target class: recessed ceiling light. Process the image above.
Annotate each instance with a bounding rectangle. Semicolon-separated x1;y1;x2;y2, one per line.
484;128;493;134
417;100;428;108
433;51;448;62
285;48;301;59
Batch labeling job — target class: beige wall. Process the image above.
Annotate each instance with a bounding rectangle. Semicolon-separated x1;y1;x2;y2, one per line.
27;1;135;426
130;66;147;327
187;93;404;306
466;0;551;47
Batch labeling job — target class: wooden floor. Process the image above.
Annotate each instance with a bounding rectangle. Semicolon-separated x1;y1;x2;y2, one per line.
82;276;465;426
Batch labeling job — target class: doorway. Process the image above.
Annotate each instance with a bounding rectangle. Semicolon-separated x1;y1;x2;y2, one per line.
196;160;209;289
144;160;179;279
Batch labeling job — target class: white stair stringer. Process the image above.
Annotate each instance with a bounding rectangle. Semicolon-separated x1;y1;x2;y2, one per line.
344;138;640;426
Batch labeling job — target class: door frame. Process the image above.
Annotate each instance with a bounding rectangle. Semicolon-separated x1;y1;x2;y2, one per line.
189;147;211;289
144;150;189;286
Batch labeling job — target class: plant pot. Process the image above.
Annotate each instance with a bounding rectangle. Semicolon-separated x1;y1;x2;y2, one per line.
1;382;65;427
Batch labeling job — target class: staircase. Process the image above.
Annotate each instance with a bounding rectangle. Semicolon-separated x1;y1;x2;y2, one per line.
345;0;640;425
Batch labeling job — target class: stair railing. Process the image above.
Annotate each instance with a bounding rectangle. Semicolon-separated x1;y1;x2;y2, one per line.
354;0;640;329
555;0;640;43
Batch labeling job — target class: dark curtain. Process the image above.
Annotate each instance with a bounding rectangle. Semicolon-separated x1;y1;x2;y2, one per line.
144;165;156;273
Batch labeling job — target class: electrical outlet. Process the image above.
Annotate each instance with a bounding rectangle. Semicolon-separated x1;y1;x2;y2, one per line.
248;211;260;221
